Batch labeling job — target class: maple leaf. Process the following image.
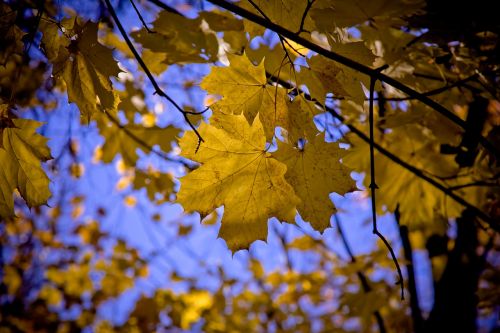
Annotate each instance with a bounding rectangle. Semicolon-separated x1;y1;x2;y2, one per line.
95;114;180;167
298;56;367;105
133;169;175;204
177;114;299;251
201;53;289;140
343;126;464;231
131;11;218;65
238;0;313;38
0;118;52;218
274;135;356;231
246;43;297;83
311;0;424;31
281;98;320;144
41;20;121;121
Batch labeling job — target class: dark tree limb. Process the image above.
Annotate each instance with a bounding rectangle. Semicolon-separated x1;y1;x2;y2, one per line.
103;110;192;168
129;0;155;33
425;209;483;333
368;76;405;300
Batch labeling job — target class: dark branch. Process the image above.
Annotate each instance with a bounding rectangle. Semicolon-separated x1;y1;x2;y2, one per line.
246;0;298;62
146;0;182;15
129;0;155;33
297;0;315;34
368;77;405;300
326;73;480;101
205;0;499;161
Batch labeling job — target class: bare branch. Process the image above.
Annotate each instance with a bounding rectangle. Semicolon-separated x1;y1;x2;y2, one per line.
129;0;155;33
368;76;405;300
297;0;315;34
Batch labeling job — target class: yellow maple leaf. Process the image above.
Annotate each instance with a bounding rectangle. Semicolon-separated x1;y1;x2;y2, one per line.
201;53;289;140
298;56;368;105
95;113;180;167
0;118;52;218
239;0;313;39
41;19;121;121
343;126;464;230
177;114;299;251
274;135;356;231
131;11;218;65
310;0;424;31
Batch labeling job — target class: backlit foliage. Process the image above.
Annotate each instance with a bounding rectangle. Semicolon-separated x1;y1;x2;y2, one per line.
1;0;499;332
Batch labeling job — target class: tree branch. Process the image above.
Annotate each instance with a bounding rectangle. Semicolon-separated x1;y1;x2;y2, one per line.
205;0;499;162
129;0;155;33
297;0;315;34
368;77;405;300
326;73;480;101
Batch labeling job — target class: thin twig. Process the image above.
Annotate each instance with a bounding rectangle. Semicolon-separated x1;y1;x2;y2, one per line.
205;0;499;161
246;0;298;62
368;76;405;300
102;0;204;146
326;73;479;101
334;215;387;333
297;0;314;34
146;0;182;14
129;0;155;33
448;181;499;191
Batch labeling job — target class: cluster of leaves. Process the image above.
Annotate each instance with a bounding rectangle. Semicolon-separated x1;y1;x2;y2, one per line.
1;0;500;331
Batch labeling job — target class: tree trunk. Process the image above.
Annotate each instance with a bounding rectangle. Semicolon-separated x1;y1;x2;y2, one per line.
425;209;483;332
